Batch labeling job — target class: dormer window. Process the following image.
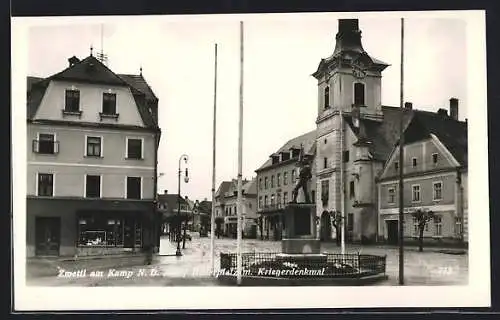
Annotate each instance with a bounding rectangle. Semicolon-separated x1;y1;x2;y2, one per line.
354;82;365;106
64;89;80;113
102;92;117;115
324;86;330;109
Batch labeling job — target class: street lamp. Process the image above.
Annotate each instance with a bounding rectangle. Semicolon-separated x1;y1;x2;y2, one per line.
176;154;189;256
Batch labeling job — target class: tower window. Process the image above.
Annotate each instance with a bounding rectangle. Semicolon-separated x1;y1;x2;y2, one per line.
354;82;365;106
323;157;328;169
324;86;330;109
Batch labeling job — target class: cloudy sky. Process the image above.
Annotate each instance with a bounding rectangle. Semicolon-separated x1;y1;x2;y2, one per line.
26;13;468;201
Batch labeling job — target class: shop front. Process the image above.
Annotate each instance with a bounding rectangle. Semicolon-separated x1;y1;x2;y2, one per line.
27;197;157;257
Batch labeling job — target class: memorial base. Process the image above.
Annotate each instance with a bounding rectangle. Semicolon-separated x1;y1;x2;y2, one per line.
281;238;321;254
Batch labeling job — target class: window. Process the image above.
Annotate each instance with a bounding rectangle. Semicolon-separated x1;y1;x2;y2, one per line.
264;195;268;207
35;133;58;154
65;89;80;112
259;196;263;209
37;173;54;196
354;82;365;106
343;150;350;163
321;180;329;205
412;157;417;167
311;190;316;204
78;216;125;247
102;92;117;115
85;175;101;198
349;181;355;199
271;175;275;188
324;86;330;109
394;161;399;172
264;177;268;189
271;194;275;206
434;216;442;236
388;187;396;204
283;172;288;185
126;138;143;160
432;153;438;165
277;173;281;187
86;136;102;157
277;193;281;207
291;170;296;183
412;185;421;202
433;182;443;201
126;177;141;199
324;157;328;169
259;178;263;190
283;192;288;205
347;213;354;232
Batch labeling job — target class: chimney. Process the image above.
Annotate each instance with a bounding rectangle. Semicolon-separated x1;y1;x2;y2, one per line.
68;56;80;67
204;197;208;201
437;108;448;117
404;102;413;110
334;19;364;55
163;190;168;194
449;98;459;120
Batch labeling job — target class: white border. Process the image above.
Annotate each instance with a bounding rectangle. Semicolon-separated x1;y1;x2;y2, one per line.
13;10;490;311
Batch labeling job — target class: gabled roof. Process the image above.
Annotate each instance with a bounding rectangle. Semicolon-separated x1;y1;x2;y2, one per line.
343;106;467;167
215;181;232;199
256;130;317;171
50;55;129;86
196;200;212;214
26;55;159;129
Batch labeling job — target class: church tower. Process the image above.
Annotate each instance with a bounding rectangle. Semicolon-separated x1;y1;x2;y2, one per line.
313;19;389;242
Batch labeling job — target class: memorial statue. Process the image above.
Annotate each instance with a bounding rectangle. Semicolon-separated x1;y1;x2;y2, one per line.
291;145;313;204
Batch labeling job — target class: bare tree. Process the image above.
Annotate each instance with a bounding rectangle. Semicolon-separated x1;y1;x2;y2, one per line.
411;209;435;252
330;211;343;247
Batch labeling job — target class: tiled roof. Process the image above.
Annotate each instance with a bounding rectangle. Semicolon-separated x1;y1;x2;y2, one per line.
215;181;232;199
26;55;159;129
119;74;158;101
157;194;189;212
344;106;467;166
196;200;212;214
256;130;316;171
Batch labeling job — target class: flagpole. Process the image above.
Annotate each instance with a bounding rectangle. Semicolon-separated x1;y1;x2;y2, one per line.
340;107;345;255
398;17;405;286
236;21;244;285
210;43;218;276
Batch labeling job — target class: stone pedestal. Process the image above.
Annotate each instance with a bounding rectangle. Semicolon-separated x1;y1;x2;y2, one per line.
281;203;321;254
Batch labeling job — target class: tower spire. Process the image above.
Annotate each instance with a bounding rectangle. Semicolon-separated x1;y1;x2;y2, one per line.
90;45;93;56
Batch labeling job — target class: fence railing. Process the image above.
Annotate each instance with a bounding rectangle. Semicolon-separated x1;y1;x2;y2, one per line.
219;252;386;278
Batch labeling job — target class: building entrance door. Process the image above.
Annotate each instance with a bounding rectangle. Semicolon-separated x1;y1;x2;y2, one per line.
386;220;399;245
35;217;61;256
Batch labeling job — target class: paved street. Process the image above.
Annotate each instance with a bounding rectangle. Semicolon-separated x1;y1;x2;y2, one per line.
26;234;468;286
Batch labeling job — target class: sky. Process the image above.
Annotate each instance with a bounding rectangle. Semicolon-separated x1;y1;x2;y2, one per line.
26;13;468;201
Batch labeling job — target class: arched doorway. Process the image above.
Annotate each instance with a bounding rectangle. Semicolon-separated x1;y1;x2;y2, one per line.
320;211;332;241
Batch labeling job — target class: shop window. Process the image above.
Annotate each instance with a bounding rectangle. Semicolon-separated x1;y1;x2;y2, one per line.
77;217;124;247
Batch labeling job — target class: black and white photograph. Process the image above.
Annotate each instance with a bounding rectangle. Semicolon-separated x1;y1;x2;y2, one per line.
12;10;490;310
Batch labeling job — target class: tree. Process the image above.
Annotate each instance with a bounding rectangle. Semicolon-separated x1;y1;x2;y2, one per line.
330;211;343;247
215;217;224;239
412;209;435;252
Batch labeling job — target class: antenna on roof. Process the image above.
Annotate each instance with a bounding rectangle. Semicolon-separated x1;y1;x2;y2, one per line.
96;24;109;66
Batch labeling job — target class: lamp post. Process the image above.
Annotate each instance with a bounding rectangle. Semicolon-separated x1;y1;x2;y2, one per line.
177;154;189;257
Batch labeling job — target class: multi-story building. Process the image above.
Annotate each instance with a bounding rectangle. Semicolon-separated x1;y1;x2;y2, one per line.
255;131;317;240
309;18;468;244
26;54;161;257
214;179;258;238
377;102;468;245
157;190;191;236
